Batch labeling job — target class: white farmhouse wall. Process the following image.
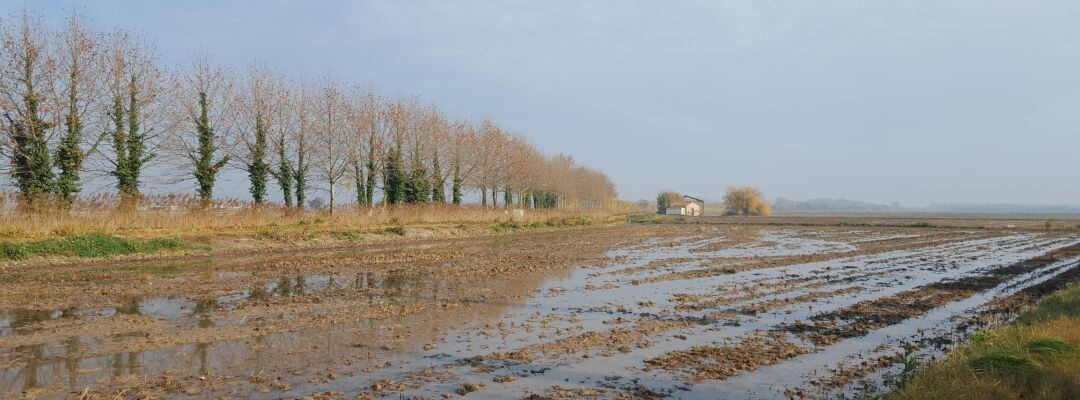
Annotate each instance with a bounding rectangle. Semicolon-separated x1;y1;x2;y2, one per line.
664;206;686;215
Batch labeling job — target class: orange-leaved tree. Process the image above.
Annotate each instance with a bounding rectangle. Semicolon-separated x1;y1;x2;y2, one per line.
723;186;771;216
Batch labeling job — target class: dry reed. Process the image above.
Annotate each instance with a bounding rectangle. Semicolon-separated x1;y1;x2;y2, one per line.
0;192;617;240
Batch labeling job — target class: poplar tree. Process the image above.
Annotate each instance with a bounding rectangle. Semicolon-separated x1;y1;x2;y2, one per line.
114;76;149;204
97;31;166;211
292;87;310;209
52;15;99;207
451;161;462;205
55;25;87;203
293;135;307;208
431;148;445;202
9;90;54;204
55;86;83;202
191;92;229;202
108;94;130;198
365;132;377;204
238;65;285;207
3;15;55;208
405;152;429;203
273;135;293;207
353;160;365;205
246;113;268;204
126;77;146;194
383;140;405;204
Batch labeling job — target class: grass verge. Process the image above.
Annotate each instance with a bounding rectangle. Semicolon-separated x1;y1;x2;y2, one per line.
887;282;1080;400
0;234;192;261
0;204;617;240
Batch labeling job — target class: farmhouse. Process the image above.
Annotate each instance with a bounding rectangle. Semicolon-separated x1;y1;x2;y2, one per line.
663;195;704;216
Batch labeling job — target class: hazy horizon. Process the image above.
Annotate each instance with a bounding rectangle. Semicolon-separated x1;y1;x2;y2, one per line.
7;1;1079;207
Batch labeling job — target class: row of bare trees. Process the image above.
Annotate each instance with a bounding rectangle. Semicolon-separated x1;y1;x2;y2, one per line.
0;11;616;212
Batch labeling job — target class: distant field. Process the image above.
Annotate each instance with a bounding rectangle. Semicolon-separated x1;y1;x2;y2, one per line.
773;211;1080;220
688;211;1080;230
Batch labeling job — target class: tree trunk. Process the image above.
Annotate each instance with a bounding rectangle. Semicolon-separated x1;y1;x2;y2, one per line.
328;181;335;214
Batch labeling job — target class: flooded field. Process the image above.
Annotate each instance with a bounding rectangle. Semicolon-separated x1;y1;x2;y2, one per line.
2;222;1078;399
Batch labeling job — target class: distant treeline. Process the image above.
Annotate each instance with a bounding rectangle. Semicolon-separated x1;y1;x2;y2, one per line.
774;198;1080;214
922;203;1080;214
773;198;892;212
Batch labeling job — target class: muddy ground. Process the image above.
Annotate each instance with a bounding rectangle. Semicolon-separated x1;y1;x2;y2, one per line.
1;218;1078;399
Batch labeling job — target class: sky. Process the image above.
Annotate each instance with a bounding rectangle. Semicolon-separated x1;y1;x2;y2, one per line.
7;0;1080;206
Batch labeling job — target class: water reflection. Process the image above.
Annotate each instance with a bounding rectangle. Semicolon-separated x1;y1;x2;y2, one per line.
0;267;558;397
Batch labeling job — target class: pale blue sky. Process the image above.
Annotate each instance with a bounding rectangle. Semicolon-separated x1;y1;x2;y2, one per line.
9;1;1080;205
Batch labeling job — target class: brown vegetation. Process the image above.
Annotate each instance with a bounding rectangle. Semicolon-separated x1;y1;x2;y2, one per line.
722;186;771;216
0;193;617;241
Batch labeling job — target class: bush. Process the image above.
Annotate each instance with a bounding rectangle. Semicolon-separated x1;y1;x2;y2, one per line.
722;186;772;216
656;191;683;213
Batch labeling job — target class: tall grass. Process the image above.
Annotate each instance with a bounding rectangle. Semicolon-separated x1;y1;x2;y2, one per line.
0;192;617;240
888;283;1080;400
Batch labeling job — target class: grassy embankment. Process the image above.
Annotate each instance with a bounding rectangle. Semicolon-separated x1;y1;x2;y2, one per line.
0;235;192;261
888;282;1080;400
0;203;622;261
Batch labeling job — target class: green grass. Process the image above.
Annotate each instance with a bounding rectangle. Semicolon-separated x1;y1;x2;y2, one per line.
1024;338;1074;357
0;234;191;261
967;350;1039;374
1017;283;1080;324
887;282;1080;400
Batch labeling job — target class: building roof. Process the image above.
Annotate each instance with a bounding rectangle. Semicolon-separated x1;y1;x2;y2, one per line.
683;195;704;203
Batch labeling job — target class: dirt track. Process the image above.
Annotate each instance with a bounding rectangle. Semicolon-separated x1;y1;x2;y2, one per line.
1;220;1078;399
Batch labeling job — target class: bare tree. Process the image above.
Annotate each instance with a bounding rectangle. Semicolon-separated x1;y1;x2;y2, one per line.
0;11;58;208
446;120;477;205
98;29;169;209
310;75;349;213
54;11;105;204
266;74;297;207
292;80;312;208
169;51;235;204
234;63;285;205
345;85;382;207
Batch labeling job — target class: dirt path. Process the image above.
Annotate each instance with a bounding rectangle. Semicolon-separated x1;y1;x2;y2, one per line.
1;223;1077;399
